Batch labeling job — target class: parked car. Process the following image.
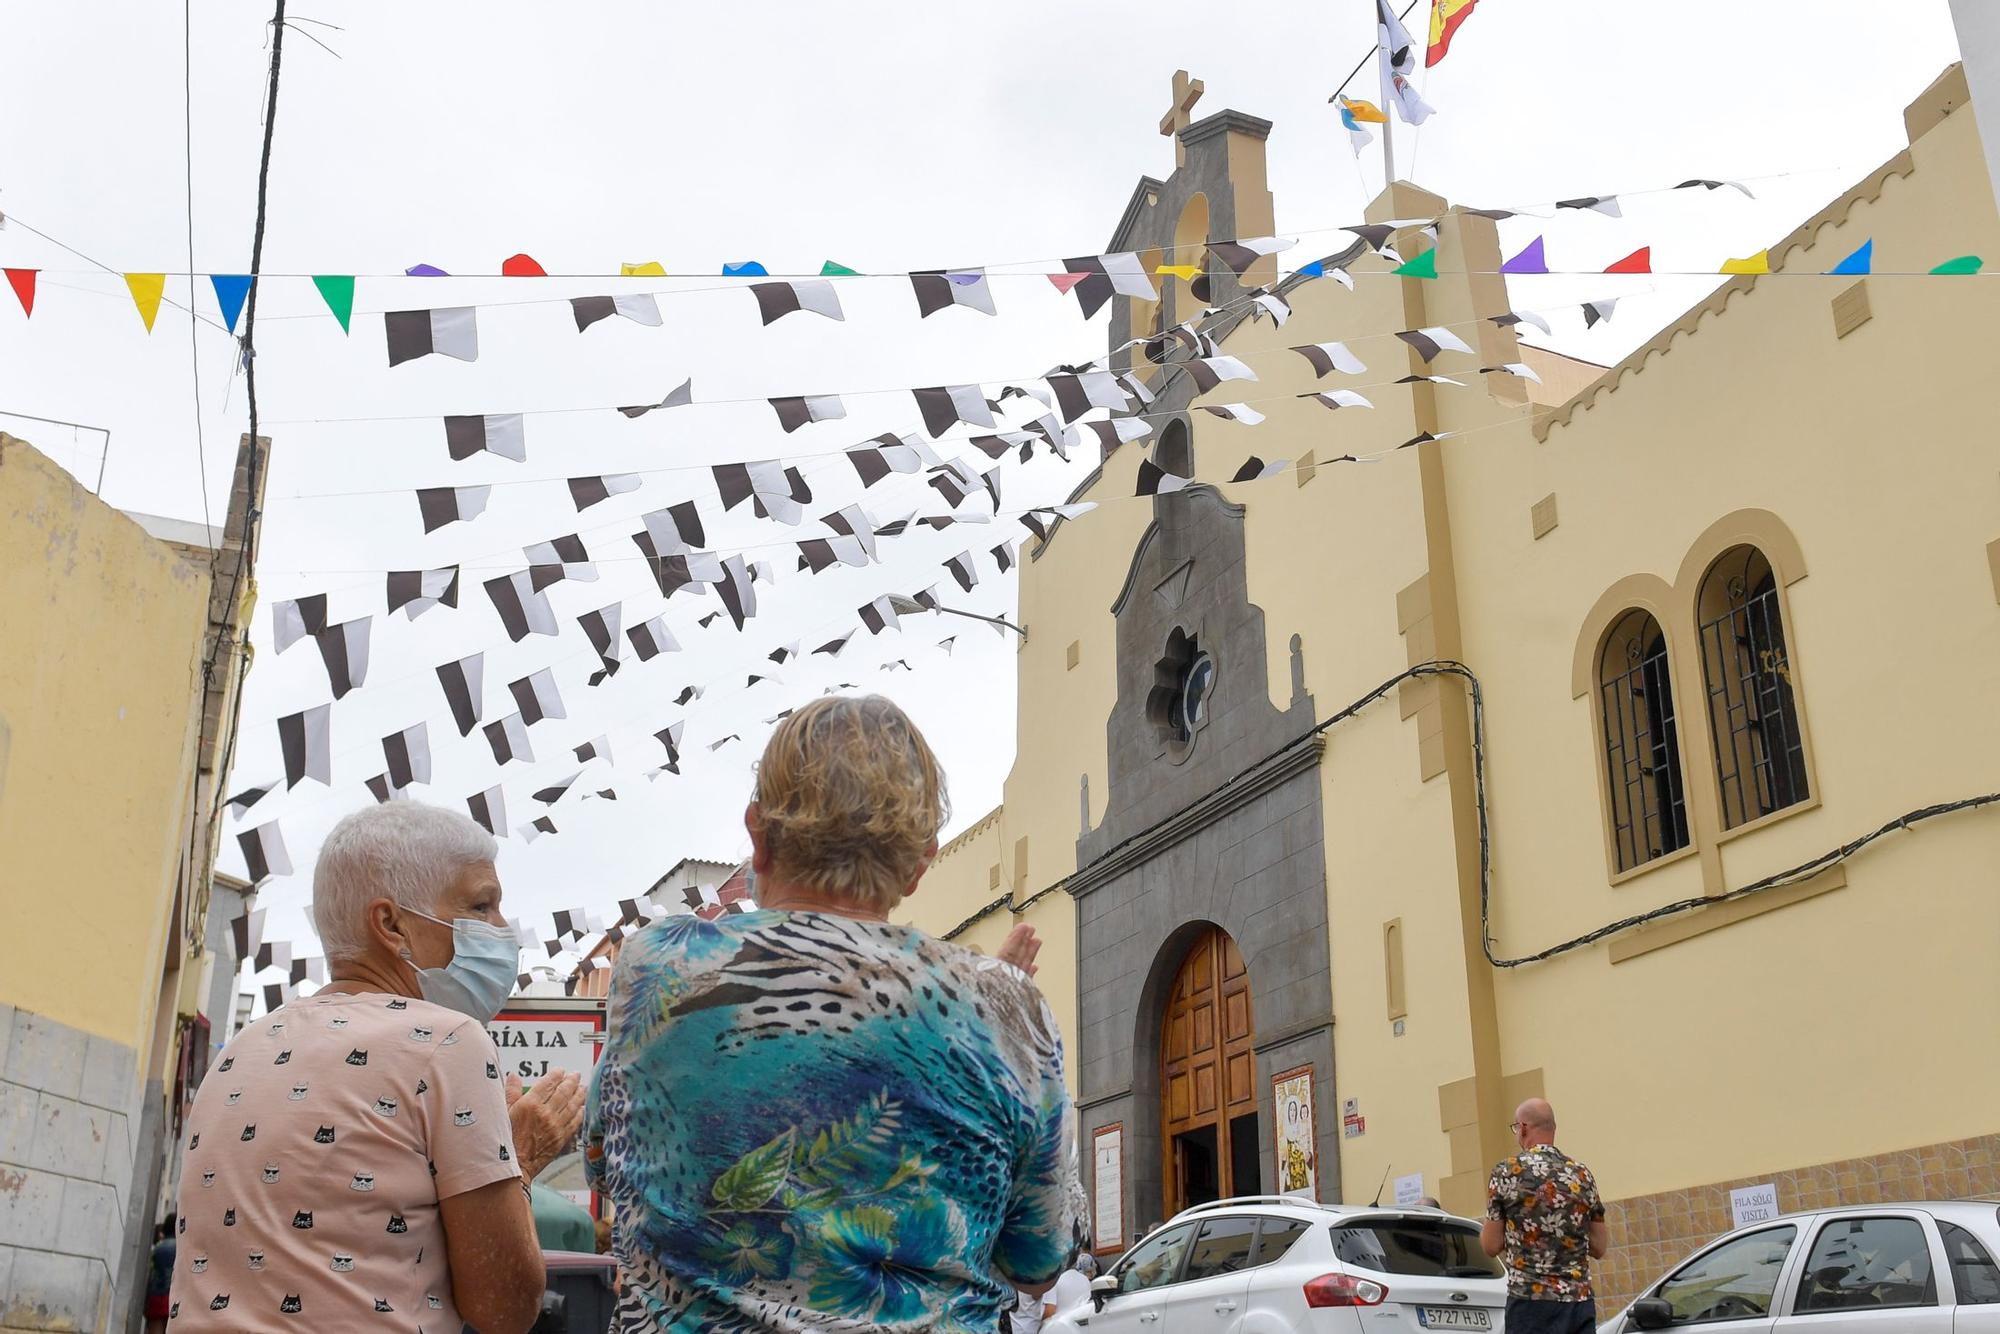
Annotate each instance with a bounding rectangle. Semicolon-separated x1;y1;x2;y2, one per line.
1598;1201;2000;1332
1046;1195;1507;1333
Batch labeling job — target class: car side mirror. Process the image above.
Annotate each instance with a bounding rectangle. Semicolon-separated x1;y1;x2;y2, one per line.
1630;1297;1676;1330
1090;1274;1118;1310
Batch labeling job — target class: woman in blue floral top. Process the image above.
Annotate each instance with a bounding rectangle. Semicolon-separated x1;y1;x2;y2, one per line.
586;695;1084;1333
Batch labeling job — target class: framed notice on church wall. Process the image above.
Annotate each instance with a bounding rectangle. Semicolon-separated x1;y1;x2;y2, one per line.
1092;1123;1125;1253
1272;1065;1319;1200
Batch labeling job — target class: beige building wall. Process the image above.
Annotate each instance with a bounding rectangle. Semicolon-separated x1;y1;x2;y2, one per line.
1454;68;2000;1207
904;63;1997;1309
0;435;217;1332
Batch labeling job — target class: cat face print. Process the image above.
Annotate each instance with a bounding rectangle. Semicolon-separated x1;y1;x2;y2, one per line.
386;998;408;1010
247;1250;266;1270
440;1031;460;1046
217;1056;233;1073
291;1210;314;1230
200;1169;216;1188
313;1125;336;1144
274;1050;291;1065
286;1083;309;1101
222;1209;238;1227
350;1172;376;1192
261;1163;280;1183
372;1299;394;1313
372;1096;399;1118
225;1089;243;1105
240;1124;257;1141
190;1256;208;1274
330;1253;354;1272
209;1294;230;1310
385;1214;408;1234
344;1048;368;1066
328;1016;350;1030
279;1294;303;1314
484;1061;499;1079
451;1108;476;1126
414;1078;429;1095
408;1025;433;1042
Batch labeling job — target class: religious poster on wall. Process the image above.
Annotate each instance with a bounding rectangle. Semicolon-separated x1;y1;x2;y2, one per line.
1092;1123;1125;1252
1272;1066;1319;1200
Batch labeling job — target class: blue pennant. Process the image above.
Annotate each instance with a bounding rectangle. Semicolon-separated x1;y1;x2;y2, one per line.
210;274;253;333
1827;238;1873;277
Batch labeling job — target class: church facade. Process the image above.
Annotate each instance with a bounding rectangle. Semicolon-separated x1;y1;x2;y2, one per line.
901;64;2000;1307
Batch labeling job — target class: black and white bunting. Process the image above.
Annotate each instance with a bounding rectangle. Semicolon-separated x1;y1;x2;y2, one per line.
386;307;478;366
627;615;680;661
314;618;372;700
617;378;693;418
443;414;526;463
1290;341;1367;377
714;461;812;525
483;713;535;766
437;653;484;737
508;668;566;726
381;721;431;790
484;570;560;642
237;820;291;884
910;269;996;318
751;279;844;325
386;567;460;619
417;485;492;534
467;785;507;837
769;395;847;434
567;473;643;511
273;594;329;655
579;603;623;684
278;705;332;790
912;385;996;438
570;293;663;331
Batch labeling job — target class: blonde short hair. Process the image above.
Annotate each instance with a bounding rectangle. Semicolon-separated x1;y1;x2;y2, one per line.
751;695;948;913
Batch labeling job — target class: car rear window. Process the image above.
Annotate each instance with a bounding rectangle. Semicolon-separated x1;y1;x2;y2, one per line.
1330;1218;1504;1279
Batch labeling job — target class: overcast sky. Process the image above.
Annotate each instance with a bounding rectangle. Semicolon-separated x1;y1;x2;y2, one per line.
0;1;1963;981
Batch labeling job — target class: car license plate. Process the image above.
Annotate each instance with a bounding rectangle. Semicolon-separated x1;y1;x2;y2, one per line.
1417;1308;1491;1330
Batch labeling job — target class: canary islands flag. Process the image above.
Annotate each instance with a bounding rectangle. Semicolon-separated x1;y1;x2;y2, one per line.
1426;0;1480;66
1337;95;1386;154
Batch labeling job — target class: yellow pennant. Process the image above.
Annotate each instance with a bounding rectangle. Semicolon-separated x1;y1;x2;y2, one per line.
621;261;667;277
1155;263;1201;280
1719;249;1770;276
125;273;166;332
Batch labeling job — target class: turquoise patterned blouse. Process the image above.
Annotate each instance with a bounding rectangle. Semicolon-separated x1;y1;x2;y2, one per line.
585;909;1083;1333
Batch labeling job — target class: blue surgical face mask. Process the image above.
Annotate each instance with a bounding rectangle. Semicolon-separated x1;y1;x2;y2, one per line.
398;909;519;1022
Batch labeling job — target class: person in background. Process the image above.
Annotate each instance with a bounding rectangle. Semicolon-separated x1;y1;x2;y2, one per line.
1481;1098;1607;1334
169;803;584;1333
1044;1250;1098;1322
532;1180;598;1252
588;694;1084;1332
1008;1283;1045;1334
142;1216;175;1332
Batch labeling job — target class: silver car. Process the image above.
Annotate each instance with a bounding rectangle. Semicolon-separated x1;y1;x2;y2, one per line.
1049;1195;1509;1333
1598;1201;2000;1332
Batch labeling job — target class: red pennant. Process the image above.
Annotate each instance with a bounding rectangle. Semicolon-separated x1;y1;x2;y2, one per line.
5;268;36;317
1046;272;1087;294
1604;246;1651;275
501;253;547;277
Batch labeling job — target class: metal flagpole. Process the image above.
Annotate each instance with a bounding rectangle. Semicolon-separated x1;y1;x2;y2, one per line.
1377;0;1400;188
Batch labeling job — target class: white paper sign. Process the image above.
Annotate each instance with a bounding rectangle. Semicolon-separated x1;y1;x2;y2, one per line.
1730;1182;1779;1227
1394;1172;1426;1206
1093;1126;1125;1249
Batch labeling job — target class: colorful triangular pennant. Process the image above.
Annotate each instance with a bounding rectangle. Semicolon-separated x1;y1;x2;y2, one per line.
5;268;36;317
210;274;252;333
820;260;858;276
1392;248;1439;280
313;275;355;333
1604;247;1651;275
1719;249;1770;276
124;273;166;333
1827;239;1873;276
1931;254;1983;275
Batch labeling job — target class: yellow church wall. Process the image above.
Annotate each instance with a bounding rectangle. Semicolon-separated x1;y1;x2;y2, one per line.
1444;83;2000;1200
0;433;211;1053
1191;249;1500;1205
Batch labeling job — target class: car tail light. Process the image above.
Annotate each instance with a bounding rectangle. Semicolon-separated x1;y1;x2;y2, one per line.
1303;1273;1388;1307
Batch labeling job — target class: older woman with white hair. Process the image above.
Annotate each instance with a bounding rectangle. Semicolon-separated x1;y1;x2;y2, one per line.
587;694;1083;1333
170;802;585;1332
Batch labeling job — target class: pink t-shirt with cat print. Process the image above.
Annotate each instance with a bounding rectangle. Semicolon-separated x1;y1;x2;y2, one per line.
170;990;519;1329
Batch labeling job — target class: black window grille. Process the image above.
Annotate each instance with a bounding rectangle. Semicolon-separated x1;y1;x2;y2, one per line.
1697;548;1809;828
1598;610;1691;871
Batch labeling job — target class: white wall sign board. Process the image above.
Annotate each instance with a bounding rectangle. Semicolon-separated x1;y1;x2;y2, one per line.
1394;1172;1426;1206
1730;1182;1779;1227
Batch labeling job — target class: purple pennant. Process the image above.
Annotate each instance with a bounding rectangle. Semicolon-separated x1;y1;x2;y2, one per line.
405;263;450;277
1500;236;1548;275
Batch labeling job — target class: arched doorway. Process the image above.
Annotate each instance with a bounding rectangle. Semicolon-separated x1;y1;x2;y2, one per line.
1160;925;1259;1215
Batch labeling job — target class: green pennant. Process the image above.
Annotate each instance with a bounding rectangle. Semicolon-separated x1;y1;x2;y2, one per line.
1392;248;1438;280
819;260;858;277
312;275;356;333
1929;254;1983;275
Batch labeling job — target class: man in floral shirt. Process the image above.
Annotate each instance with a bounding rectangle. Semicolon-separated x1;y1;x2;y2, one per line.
1481;1098;1607;1334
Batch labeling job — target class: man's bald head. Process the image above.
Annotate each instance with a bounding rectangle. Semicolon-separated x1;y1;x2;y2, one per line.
1513;1098;1557;1147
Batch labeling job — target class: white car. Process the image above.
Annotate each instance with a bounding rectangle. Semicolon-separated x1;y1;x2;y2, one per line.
1598;1200;2000;1332
1047;1195;1508;1333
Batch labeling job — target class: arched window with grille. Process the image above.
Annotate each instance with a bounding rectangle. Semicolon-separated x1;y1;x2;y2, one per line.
1696;546;1809;827
1598;609;1691;871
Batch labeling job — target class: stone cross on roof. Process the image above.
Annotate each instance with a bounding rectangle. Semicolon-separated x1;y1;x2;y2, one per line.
1158;68;1205;168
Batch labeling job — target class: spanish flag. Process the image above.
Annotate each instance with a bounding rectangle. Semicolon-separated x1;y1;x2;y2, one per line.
1426;0;1480;66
